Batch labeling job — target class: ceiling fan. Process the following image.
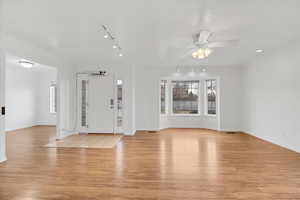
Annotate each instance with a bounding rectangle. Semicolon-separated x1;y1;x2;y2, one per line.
184;30;238;59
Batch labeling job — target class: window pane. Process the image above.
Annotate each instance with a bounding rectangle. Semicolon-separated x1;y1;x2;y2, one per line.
117;80;123;127
160;80;167;114
172;80;199;114
206;79;217;115
81;80;87;127
49;84;57;114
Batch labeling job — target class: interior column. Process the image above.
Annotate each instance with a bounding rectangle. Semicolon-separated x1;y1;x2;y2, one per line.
0;50;6;163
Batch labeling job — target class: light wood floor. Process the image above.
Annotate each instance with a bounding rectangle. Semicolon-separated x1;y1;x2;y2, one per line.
1;126;300;199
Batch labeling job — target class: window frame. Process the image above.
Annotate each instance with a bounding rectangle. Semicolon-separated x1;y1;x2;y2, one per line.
204;79;218;116
170;80;201;116
49;83;57;114
160;80;168;115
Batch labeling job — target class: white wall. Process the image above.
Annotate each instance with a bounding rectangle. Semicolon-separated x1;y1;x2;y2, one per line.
5;61;39;131
37;67;57;125
53;62;75;139
5;58;57;131
135;66;242;131
242;40;300;153
135;67;160;131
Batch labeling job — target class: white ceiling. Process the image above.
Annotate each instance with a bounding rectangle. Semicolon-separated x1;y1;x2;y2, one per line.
1;0;300;68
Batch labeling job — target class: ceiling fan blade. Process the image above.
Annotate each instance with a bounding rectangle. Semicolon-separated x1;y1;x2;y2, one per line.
207;40;239;48
198;30;211;44
180;48;197;59
184;44;198;51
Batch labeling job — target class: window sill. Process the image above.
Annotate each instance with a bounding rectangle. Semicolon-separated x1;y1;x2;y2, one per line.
166;114;217;118
170;114;201;117
204;114;217;117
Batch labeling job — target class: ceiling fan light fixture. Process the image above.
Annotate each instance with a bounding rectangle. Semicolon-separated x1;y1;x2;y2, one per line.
192;48;212;59
192;51;198;58
198;53;205;59
204;48;212;56
197;48;204;54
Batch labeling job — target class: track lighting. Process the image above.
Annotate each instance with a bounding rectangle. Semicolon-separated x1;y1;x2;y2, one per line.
102;25;123;57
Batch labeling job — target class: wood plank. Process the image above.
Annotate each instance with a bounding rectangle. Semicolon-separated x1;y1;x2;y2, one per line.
0;126;300;199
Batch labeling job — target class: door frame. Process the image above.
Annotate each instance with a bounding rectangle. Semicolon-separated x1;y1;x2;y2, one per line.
76;72;121;134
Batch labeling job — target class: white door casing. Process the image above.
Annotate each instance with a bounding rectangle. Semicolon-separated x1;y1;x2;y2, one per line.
77;73;116;134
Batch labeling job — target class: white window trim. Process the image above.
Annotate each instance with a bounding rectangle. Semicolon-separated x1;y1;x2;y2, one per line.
170;80;201;116
160;79;168;116
115;78;124;134
49;83;57;114
204;78;218;117
77;74;89;132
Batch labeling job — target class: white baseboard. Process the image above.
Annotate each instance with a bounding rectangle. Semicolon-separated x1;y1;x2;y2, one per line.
36;123;56;126
57;129;78;140
0;156;7;163
159;126;220;131
124;129;136;136
5;124;36;132
242;130;300;153
218;129;241;132
5;124;56;132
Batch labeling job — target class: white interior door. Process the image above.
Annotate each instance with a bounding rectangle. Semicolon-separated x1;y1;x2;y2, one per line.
88;75;115;133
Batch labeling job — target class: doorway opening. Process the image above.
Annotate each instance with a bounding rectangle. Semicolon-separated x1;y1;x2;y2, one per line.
5;54;58;132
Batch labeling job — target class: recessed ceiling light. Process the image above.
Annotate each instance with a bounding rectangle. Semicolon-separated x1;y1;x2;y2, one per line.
119;53;123;57
19;60;34;68
256;49;263;53
104;35;108;39
113;45;117;49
